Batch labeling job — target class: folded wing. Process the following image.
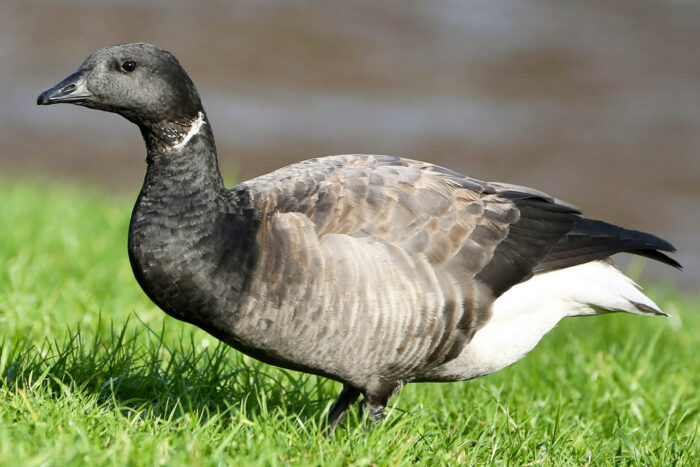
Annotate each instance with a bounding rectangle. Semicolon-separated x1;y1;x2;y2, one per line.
236;154;676;383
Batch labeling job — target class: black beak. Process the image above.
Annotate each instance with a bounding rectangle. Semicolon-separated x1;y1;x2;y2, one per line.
37;70;92;105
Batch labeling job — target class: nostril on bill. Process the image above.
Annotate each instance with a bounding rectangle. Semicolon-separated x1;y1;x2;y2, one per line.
62;84;76;93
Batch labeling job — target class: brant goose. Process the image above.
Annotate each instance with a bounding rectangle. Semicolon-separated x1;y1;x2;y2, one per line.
37;43;680;433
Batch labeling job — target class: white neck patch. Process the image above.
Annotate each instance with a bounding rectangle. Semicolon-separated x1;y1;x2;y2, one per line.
171;111;206;149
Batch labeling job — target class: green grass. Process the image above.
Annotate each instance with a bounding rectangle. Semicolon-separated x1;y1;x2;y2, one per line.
0;179;697;466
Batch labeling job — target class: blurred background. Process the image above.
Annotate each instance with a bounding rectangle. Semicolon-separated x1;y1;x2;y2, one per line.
1;0;697;287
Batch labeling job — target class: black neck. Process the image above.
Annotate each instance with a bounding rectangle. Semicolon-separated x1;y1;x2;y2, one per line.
139;113;225;198
128;114;260;334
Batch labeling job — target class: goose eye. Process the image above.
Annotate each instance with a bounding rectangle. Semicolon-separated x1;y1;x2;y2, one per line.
121;60;137;72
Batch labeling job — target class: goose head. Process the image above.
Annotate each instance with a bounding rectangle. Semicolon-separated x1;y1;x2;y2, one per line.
37;43;203;128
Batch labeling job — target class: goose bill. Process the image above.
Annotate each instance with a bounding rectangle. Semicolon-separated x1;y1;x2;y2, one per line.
37;70;92;105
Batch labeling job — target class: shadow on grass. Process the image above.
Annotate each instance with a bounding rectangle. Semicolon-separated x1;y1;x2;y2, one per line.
0;316;337;429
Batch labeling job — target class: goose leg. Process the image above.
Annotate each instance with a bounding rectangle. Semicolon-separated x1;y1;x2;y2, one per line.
360;381;404;426
360;399;386;425
325;385;360;436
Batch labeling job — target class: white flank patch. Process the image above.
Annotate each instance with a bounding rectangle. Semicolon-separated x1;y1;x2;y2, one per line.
172;111;206;149
433;260;665;381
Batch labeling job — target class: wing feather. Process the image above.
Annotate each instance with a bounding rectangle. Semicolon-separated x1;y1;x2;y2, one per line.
236;155;586;382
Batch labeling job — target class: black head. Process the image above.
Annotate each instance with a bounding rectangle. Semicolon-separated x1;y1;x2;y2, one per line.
37;43;203;126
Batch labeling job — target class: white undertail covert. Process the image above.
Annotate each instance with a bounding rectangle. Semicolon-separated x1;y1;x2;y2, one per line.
432;260;664;381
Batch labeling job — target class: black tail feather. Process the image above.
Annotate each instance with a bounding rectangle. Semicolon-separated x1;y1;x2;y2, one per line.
628;249;682;269
534;218;681;273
